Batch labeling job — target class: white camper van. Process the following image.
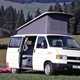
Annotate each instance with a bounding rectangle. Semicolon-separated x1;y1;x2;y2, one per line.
6;34;80;75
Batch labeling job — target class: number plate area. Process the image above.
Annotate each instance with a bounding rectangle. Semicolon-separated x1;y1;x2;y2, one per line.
73;65;80;69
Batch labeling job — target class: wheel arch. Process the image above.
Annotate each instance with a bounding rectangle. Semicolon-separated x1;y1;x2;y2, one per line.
44;60;52;68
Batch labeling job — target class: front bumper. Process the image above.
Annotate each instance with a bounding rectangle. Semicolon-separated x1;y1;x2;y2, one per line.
52;63;80;71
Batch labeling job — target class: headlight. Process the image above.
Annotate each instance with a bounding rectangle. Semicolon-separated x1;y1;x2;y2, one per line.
56;54;67;60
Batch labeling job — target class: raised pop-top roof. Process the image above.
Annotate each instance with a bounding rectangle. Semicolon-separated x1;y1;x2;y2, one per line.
16;11;73;31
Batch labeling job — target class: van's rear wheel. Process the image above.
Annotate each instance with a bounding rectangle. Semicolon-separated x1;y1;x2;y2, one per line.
44;63;53;75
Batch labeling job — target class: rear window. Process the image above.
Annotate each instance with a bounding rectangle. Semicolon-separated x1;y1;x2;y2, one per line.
9;37;23;47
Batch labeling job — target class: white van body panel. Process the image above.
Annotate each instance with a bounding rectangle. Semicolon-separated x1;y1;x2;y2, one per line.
63;49;80;63
33;47;67;71
6;34;80;72
63;49;80;57
6;48;20;68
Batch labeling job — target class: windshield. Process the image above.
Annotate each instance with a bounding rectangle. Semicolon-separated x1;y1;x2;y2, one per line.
9;37;23;47
47;36;80;49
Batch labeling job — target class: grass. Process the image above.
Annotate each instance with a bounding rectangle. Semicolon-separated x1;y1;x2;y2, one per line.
0;73;80;80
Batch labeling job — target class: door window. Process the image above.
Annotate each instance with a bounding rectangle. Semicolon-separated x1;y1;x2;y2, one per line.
23;36;36;55
36;37;47;48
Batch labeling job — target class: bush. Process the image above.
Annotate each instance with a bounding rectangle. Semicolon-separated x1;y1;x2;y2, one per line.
0;44;8;49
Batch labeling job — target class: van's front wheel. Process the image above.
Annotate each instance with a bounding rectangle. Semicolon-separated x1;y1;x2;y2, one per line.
44;63;53;75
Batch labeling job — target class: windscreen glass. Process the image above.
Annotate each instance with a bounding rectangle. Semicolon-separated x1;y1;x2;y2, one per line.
47;36;80;49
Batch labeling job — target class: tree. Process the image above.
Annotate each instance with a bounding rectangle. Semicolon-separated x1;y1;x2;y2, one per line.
54;2;63;12
74;9;80;34
3;6;17;35
63;2;68;13
16;10;25;28
0;6;5;15
69;17;76;34
34;8;41;17
69;1;76;14
0;6;5;28
70;0;80;34
48;5;54;11
26;11;33;22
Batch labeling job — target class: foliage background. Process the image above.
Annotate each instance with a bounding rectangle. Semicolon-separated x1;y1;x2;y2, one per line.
0;0;80;36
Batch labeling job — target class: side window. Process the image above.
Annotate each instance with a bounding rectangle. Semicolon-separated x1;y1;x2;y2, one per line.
9;37;23;47
23;36;36;50
23;36;36;55
36;37;47;48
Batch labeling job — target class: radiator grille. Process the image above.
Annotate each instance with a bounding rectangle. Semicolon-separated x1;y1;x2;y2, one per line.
67;62;80;65
67;56;80;65
67;56;80;60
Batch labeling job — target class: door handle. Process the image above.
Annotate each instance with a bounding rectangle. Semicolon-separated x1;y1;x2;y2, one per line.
18;49;20;52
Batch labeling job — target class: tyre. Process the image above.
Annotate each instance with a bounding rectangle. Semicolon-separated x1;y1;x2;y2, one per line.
44;63;53;75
